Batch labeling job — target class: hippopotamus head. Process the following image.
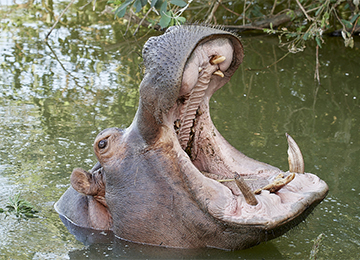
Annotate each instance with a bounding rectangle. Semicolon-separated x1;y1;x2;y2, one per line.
55;25;328;250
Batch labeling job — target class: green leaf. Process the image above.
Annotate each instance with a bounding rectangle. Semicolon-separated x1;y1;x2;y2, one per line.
134;0;142;13
0;208;4;213
315;5;324;16
287;32;298;38
341;19;353;28
169;18;175;27
170;0;187;7
160;0;167;14
151;0;158;7
296;25;305;32
321;12;330;28
115;6;127;17
6;205;15;212
176;16;186;24
350;14;359;24
115;0;134;18
315;37;322;48
159;10;171;28
154;0;163;9
303;32;310;40
24;213;38;218
286;10;296;20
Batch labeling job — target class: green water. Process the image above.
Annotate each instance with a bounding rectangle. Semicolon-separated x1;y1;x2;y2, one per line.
0;1;359;259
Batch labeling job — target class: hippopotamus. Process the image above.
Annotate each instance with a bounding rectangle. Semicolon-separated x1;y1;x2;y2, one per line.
55;25;328;250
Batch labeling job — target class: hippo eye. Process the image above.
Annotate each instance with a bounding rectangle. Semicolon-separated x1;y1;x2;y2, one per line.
98;139;108;149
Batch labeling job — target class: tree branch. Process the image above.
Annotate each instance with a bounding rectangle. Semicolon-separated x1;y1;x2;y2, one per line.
133;7;154;36
206;0;221;24
295;0;313;21
45;0;76;41
223;10;303;31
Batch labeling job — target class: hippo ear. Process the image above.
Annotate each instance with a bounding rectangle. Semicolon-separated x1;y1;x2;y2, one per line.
70;168;92;195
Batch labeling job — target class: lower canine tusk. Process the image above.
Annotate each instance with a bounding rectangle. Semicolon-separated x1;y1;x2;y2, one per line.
210;55;226;65
213;70;224;78
234;173;258;206
286;133;305;174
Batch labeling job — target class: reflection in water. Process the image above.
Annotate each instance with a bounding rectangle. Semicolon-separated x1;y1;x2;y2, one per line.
62;215;285;260
68;240;286;260
59;215;115;246
0;1;359;259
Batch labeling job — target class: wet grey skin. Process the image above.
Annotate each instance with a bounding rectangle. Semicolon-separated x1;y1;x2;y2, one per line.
55;25;329;250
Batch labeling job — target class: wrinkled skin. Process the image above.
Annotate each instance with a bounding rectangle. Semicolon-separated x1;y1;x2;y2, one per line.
55;25;328;250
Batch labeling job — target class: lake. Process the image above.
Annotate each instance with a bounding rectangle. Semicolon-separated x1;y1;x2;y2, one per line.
0;1;359;259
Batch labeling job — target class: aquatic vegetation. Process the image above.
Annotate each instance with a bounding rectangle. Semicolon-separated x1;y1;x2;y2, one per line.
0;193;38;220
309;233;325;260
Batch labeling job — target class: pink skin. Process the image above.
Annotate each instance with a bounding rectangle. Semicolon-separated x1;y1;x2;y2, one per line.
161;37;328;229
180;38;234;96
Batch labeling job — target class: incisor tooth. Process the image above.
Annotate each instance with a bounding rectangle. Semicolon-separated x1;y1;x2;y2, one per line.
210;55;226;65
254;172;295;194
234;173;258;206
213;70;224;78
286;133;305;174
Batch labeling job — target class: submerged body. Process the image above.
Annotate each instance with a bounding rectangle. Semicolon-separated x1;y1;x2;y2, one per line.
55;25;328;250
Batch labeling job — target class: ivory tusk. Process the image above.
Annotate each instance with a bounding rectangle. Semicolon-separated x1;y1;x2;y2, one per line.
255;172;295;194
213;70;224;78
234;173;258;206
286;133;305;174
210;55;226;65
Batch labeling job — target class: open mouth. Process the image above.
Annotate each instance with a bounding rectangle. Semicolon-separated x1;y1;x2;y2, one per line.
167;36;328;231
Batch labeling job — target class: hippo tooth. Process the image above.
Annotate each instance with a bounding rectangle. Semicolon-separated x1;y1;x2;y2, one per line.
254;172;295;194
210;55;226;65
286;133;305;174
234;173;258;206
213;70;224;78
174;119;181;129
198;67;203;73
